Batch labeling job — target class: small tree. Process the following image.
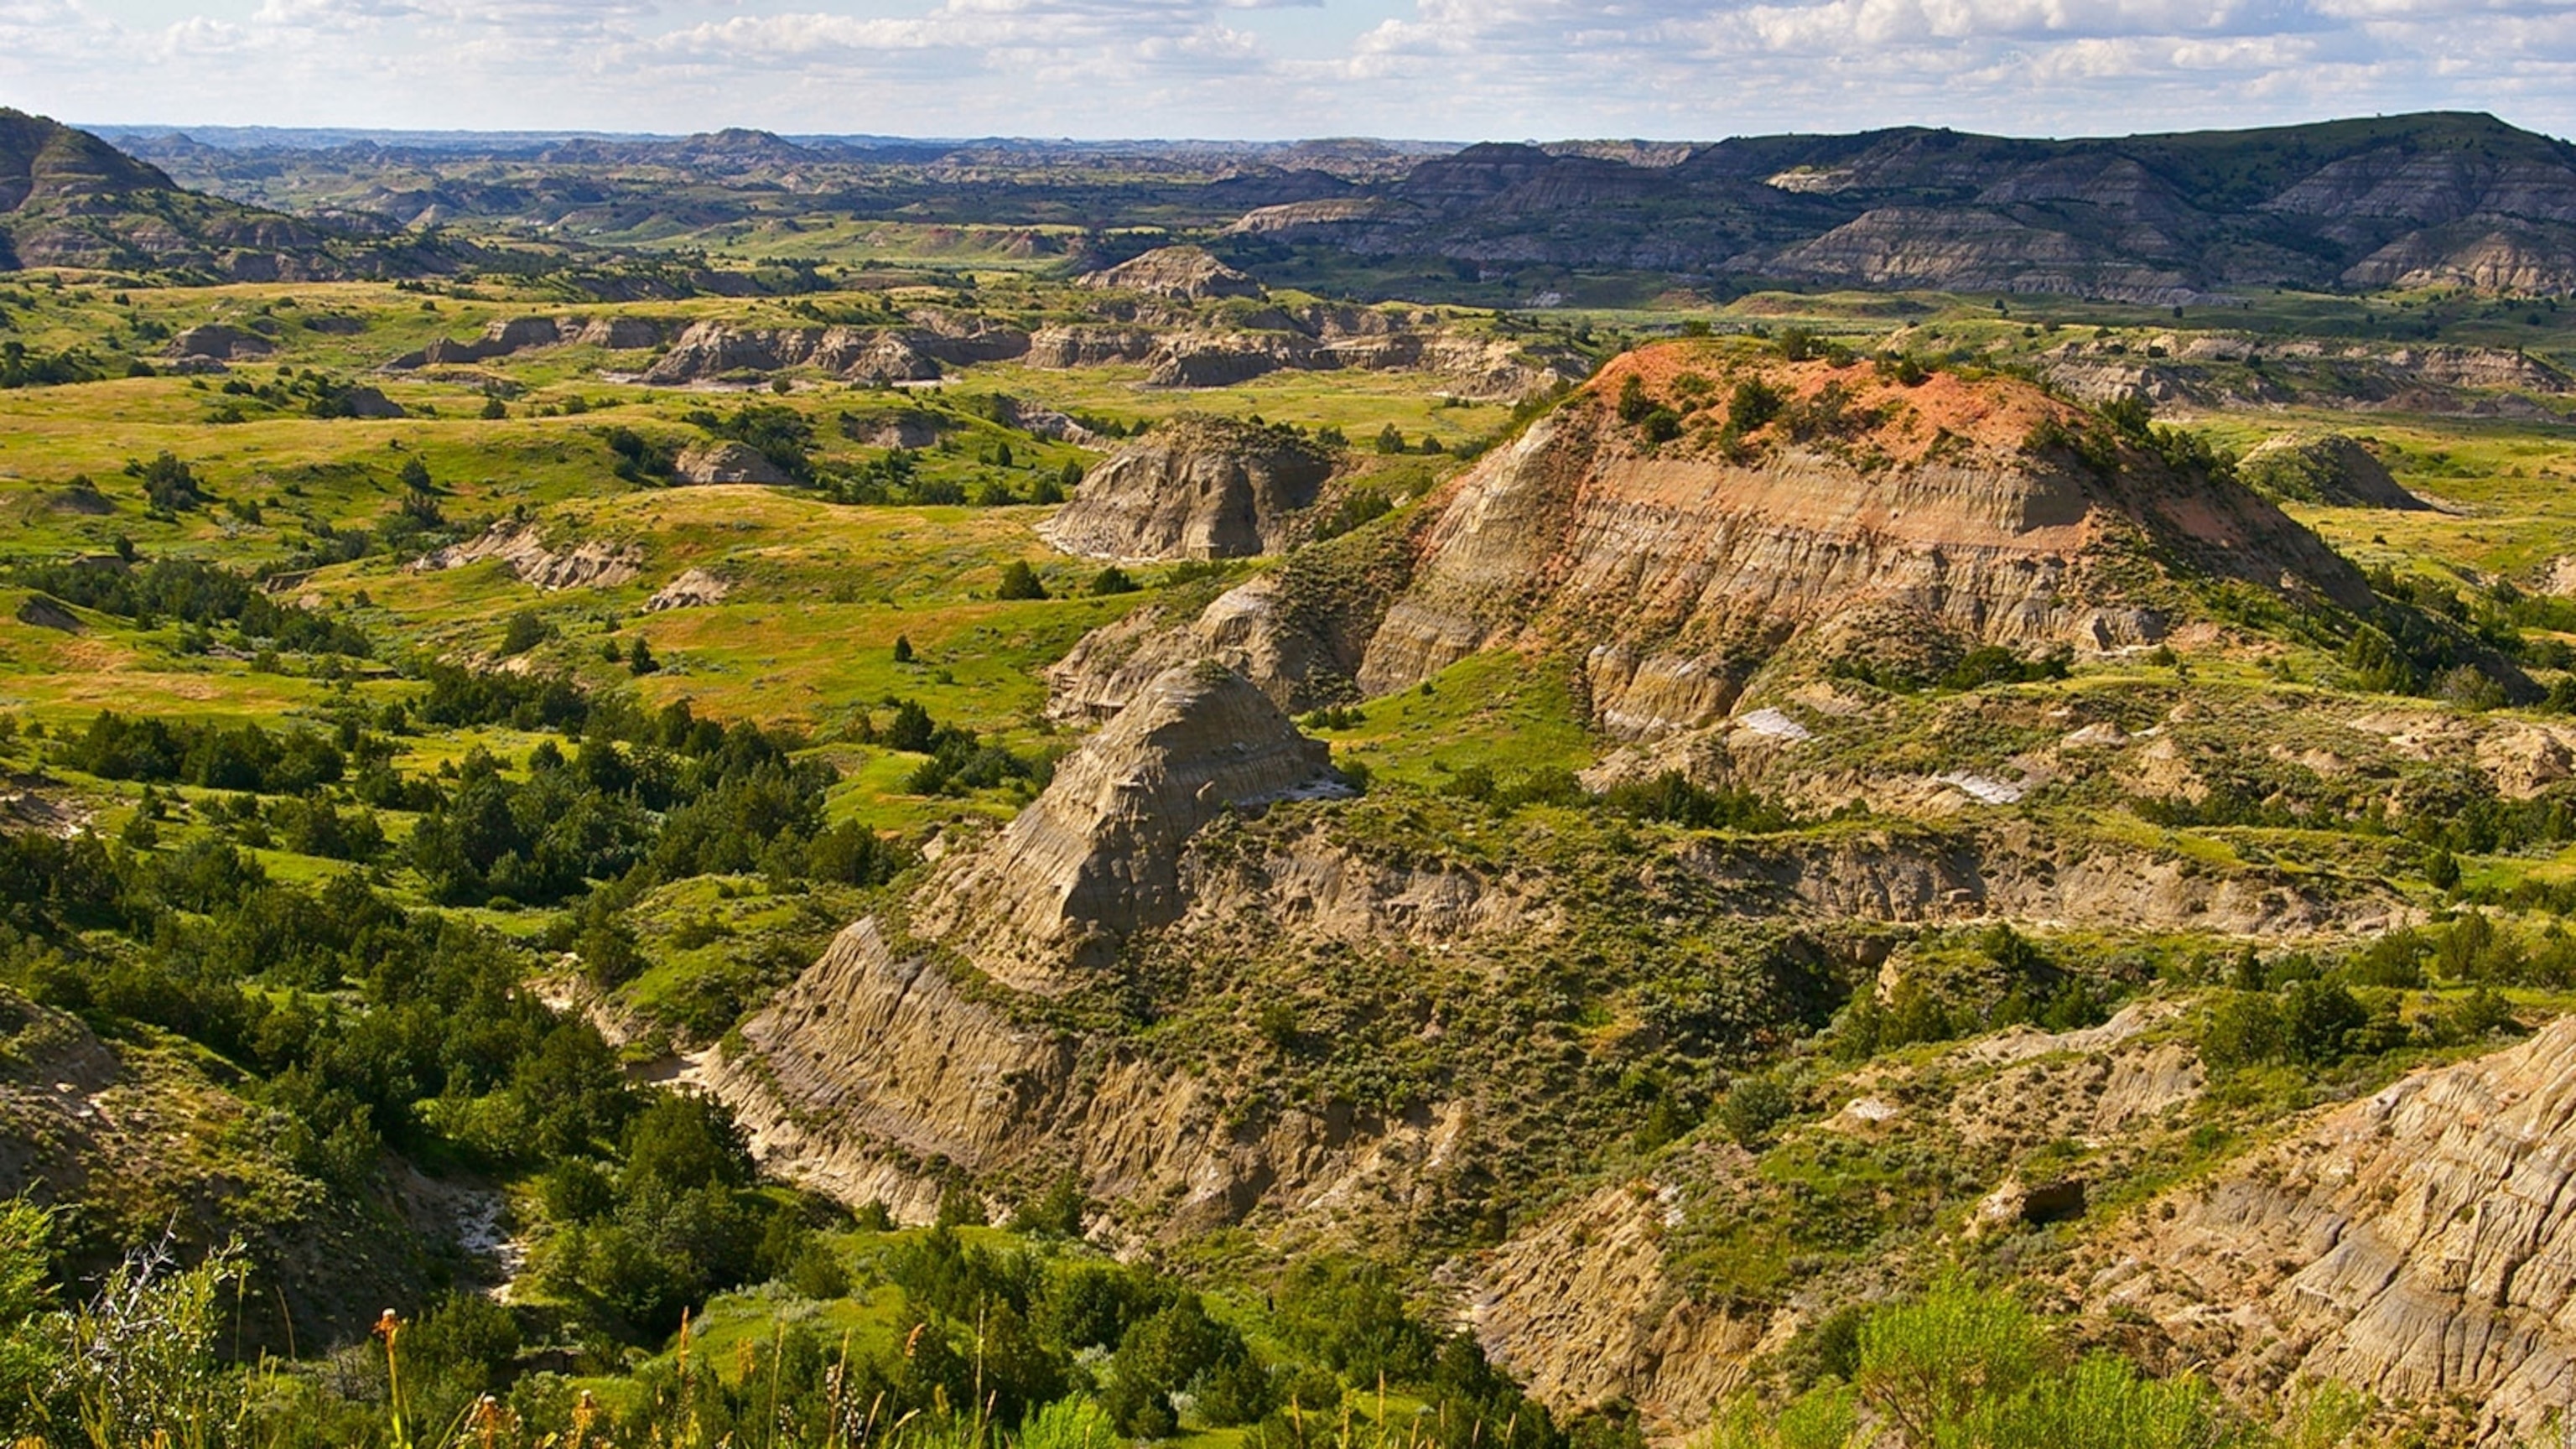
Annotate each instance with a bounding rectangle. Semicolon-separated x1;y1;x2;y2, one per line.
626;636;658;675
891;634;915;663
996;560;1048;600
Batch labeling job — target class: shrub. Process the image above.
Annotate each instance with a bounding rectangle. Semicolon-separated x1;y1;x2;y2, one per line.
501;610;550;656
1715;1076;1794;1148
1856;1276;2053;1444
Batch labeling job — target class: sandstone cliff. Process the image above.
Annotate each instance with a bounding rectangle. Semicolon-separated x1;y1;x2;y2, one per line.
1040;416;1342;561
1046;343;2381;740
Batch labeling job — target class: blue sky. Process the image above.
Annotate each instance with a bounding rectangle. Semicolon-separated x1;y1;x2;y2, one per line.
5;0;2569;142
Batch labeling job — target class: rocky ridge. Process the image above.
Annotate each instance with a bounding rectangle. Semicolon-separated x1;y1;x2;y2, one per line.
911;660;1337;991
0;107;456;279
385;314;663;369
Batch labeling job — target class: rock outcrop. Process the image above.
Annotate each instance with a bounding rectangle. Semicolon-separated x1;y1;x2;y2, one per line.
409;520;641;590
167;324;273;361
1080;245;1266;301
643;568;731;611
913;660;1337;991
2236;433;2428;510
1046;576;1327;720
1470;1183;1764;1426
1040;416;1340;561
1677;825;2386;937
14;595;80;632
675;441;791;486
2085;1016;2576;1444
2342;219;2576;293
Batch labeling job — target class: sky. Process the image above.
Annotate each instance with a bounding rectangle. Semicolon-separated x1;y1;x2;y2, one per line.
3;0;2570;143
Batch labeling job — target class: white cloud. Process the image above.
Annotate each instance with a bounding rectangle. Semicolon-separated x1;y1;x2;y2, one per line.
0;0;2565;140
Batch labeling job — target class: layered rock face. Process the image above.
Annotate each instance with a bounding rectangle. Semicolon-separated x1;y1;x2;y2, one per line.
1227;113;2576;302
1466;1004;2210;1437
2085;1017;2576;1443
1348;347;2366;737
0;107;397;280
2343;220;2576;293
1046;575;1328;720
914;661;1335;992
637;317;1031;385
1041;416;1340;561
714;917;1473;1229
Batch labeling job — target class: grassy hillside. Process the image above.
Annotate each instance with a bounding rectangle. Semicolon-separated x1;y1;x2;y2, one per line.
3;250;2576;1449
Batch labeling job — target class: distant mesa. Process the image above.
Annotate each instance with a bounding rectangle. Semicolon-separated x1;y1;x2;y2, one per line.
1079;245;1266;302
1040;414;1340;562
0;107;174;210
1222;112;2576;304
